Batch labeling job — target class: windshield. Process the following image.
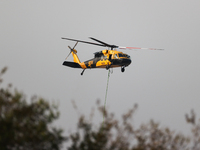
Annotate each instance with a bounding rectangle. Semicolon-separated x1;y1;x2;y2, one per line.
118;53;130;58
114;54;118;58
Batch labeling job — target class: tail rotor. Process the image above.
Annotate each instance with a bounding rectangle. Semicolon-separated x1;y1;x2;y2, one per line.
65;42;78;60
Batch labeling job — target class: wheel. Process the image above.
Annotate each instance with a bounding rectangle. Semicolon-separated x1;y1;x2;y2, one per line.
81;69;85;75
121;67;125;72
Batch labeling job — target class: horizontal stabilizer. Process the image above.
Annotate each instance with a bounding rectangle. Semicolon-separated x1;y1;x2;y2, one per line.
63;61;82;68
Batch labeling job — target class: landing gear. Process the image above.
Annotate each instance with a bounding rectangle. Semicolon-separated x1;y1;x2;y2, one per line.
106;62;112;70
106;65;110;70
121;66;125;72
81;69;85;75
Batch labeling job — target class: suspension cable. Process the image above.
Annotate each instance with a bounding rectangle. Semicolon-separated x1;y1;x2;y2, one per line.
102;69;111;127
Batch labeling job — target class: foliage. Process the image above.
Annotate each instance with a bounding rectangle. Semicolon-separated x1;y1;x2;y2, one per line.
0;67;66;150
1;67;200;150
67;100;200;150
185;110;200;149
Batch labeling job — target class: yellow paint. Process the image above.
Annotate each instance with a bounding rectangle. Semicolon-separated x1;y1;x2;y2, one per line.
71;49;81;64
80;62;87;69
88;61;93;68
71;49;87;69
96;59;111;68
96;60;103;67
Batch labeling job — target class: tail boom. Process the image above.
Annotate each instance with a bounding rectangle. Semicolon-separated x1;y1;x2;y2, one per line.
63;61;82;68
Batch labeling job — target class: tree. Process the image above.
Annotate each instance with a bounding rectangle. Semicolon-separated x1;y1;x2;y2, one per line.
1;67;200;150
185;110;200;150
0;67;66;150
67;100;200;150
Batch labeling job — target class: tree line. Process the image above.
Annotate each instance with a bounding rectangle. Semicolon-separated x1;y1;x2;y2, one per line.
0;67;199;150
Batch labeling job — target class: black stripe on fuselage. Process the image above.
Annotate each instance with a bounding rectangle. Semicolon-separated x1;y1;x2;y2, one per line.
111;58;131;67
84;57;131;69
84;57;101;68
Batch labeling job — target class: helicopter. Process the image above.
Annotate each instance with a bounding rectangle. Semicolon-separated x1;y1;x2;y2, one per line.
62;37;163;75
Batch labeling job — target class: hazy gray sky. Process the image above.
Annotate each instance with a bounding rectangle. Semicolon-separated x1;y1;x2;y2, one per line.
1;0;200;137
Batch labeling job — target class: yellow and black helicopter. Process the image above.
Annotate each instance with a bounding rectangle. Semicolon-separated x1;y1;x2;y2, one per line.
62;37;162;75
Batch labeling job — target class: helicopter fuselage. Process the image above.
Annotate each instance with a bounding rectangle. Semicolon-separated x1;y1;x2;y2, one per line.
83;49;131;69
63;49;131;71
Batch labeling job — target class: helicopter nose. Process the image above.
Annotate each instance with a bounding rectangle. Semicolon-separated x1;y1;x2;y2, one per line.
122;59;131;66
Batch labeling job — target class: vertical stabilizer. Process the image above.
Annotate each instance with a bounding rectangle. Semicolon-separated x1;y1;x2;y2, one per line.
64;45;86;70
71;49;81;64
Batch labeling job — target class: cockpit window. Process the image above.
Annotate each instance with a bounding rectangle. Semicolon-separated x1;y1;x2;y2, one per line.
114;54;118;58
118;54;123;57
118;54;126;57
118;53;131;59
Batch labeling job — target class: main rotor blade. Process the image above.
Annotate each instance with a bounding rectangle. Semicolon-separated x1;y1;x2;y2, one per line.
62;37;163;50
118;46;164;50
62;37;106;47
89;37;112;47
89;37;118;48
